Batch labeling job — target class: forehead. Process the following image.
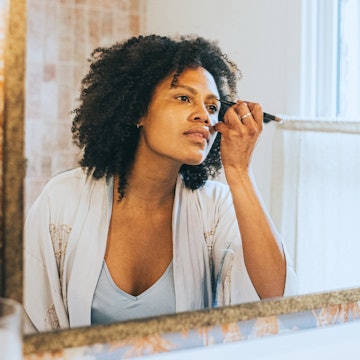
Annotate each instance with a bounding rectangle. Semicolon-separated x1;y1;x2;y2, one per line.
159;67;220;96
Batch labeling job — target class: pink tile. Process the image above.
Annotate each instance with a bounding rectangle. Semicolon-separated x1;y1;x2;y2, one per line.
40;81;58;122
118;0;130;12
101;10;113;40
44;4;60;62
58;84;73;120
43;63;56;82
129;14;140;35
72;64;87;93
26;1;45;63
25;64;42;120
41;155;52;177
51;153;78;176
114;12;130;37
101;0;116;10
57;63;72;85
24;0;142;214
59;6;73;61
24;177;50;215
130;0;139;13
89;9;101;49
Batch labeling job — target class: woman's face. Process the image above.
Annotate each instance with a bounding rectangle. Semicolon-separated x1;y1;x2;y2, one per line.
137;66;220;167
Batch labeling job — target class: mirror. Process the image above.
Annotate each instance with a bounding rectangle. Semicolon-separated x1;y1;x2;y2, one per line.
2;0;360;355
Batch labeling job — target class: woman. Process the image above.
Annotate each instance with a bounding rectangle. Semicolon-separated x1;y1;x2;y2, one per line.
24;34;296;332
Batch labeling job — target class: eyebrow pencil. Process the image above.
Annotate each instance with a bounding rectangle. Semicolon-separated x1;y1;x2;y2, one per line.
218;99;282;123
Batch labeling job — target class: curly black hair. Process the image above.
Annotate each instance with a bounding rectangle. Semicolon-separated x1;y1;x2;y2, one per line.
71;34;241;200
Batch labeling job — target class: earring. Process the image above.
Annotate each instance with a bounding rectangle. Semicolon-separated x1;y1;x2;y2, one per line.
136;124;141;129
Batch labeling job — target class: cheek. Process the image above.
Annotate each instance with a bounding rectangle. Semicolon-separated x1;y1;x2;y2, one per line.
145;108;181;132
146;120;180;143
142;122;179;154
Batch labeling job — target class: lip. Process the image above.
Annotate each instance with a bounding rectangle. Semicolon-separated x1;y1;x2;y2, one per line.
183;127;210;142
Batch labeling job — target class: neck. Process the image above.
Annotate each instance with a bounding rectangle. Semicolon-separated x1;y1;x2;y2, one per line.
114;162;179;210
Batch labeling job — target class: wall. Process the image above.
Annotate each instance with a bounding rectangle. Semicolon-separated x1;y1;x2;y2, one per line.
24;0;142;215
24;0;302;218
141;0;302;215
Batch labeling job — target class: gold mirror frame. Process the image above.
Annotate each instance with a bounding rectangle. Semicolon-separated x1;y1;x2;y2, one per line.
1;0;26;303
2;0;360;356
23;288;360;354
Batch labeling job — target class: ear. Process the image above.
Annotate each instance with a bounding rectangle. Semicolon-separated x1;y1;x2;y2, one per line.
136;114;146;128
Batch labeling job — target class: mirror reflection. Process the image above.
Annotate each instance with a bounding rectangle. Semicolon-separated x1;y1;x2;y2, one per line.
21;0;360;333
23;27;297;334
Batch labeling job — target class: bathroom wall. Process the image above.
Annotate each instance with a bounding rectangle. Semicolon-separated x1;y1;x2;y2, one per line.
24;0;142;215
24;0;302;218
142;0;302;213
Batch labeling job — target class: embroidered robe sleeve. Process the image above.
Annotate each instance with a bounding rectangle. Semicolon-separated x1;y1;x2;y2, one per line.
23;168;111;332
24;183;72;333
203;181;297;306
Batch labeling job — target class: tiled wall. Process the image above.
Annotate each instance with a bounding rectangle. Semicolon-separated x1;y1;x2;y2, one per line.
24;0;142;215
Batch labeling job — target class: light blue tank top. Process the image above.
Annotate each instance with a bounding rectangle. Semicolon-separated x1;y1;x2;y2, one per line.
91;261;176;324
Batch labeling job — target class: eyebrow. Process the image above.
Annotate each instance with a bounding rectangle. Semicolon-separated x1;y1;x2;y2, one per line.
171;84;220;103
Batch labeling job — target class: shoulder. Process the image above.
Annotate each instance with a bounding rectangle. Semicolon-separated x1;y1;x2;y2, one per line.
42;167;95;194
37;167;107;206
42;168;87;195
197;178;232;203
198;178;230;197
26;167;109;224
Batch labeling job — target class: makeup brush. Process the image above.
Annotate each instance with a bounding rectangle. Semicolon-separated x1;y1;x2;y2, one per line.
218;99;282;123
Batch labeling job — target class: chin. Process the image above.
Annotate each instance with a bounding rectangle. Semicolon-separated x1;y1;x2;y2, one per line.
183;157;206;166
180;150;208;166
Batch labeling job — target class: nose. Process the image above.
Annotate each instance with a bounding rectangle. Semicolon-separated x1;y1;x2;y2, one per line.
191;104;210;125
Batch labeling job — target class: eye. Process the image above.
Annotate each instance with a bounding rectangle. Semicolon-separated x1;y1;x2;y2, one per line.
176;95;190;103
207;104;219;114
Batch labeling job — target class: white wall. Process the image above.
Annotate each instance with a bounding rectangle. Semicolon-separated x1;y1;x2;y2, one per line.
140;0;302;215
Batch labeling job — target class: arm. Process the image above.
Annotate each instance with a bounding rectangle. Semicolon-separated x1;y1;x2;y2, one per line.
215;101;286;298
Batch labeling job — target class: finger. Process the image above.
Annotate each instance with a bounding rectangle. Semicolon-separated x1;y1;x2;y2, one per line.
223;100;262;128
243;101;263;127
214;120;227;133
240;112;252;123
223;105;243;126
237;101;253;123
230;101;255;125
234;101;263;136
